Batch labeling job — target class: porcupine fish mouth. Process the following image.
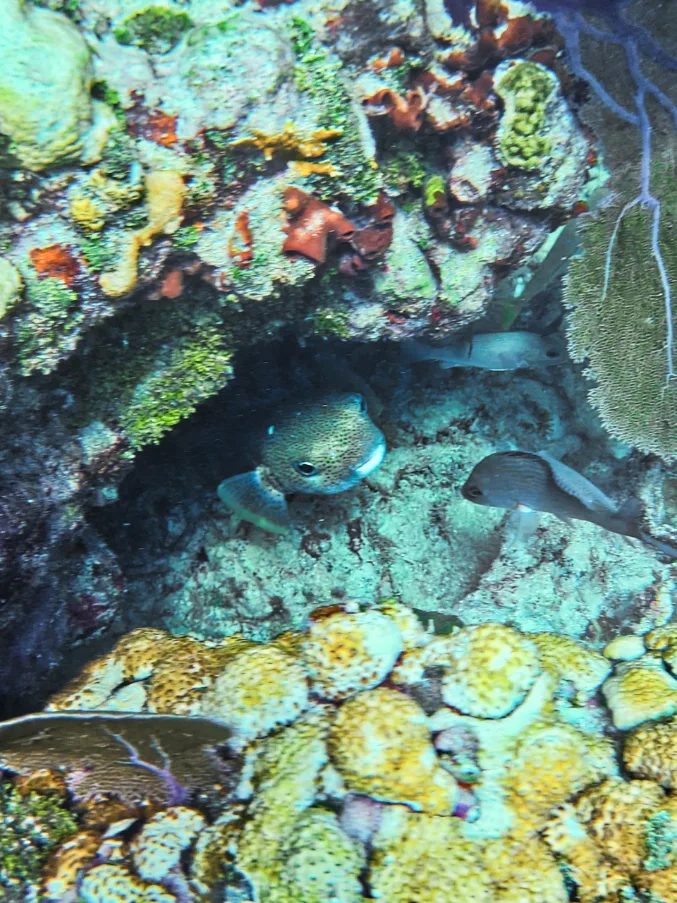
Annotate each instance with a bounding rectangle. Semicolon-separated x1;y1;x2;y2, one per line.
354;440;386;478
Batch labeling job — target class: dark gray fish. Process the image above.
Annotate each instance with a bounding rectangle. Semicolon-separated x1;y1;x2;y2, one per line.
402;331;566;371
462;450;677;559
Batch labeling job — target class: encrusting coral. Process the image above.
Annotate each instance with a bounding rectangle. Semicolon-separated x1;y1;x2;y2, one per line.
23;600;677;900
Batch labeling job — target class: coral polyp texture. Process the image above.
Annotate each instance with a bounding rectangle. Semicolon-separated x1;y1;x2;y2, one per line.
0;599;671;900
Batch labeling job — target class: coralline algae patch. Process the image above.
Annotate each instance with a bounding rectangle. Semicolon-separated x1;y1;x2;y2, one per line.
0;601;676;901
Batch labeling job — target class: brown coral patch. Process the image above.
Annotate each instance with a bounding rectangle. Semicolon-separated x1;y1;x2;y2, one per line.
476;0;508;28
30;245;80;285
146;110;179;147
351;194;395;262
440;2;554;71
282;187;355;265
369;46;405;73
229;211;254;268
362;87;427;132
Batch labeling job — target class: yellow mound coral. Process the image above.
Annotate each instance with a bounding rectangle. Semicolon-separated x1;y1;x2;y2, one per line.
234;709;333;901
200;644;309;742
602;655;677;729
485;833;568;903
301;609;403;699
131;807;205;882
328;687;458;814
79;863;174;903
624;716;677;788
529;632;610;703
37;598;677;902
507;720;616;827
370;806;492;903
278;808;365;903
545;776;677;899
47;629;252;715
440;624;541;718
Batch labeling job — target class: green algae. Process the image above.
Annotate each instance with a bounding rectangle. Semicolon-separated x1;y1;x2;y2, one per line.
80;233;119;272
0;257;22;319
0;782;78;895
289;17;381;205
310;306;351;339
70;303;233;450
173;225;201;250
494;60;556;171
382;147;427;195
114;7;192;55
122;328;232;447
424;174;446;209
15;276;83;375
100;127;137;181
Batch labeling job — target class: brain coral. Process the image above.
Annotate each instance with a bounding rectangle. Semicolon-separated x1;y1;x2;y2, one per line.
301;608;403;699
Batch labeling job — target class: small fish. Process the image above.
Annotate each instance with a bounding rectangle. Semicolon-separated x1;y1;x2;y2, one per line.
461;450;677;559
402;331;566;371
218;393;386;534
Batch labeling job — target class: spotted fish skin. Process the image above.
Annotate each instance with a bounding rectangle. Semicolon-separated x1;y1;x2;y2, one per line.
218;393;386;534
461;450;677;559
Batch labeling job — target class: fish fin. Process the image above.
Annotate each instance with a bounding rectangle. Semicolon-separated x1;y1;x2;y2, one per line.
217;470;290;535
439;361;458;370
640;531;677;561
507;506;540;543
616;496;644;520
535;450;616;514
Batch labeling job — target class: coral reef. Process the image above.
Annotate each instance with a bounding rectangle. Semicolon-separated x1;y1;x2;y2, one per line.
10;598;677;899
0;0;614;702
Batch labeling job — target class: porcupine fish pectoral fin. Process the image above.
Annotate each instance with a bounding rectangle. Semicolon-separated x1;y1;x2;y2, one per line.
217;470;291;535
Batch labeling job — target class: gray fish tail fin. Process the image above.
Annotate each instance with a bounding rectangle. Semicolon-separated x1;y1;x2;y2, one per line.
618;497;677;561
217;469;291;535
638;528;677;562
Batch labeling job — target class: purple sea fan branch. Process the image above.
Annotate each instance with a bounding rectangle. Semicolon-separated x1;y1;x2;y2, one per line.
107;730;190;806
554;7;677;383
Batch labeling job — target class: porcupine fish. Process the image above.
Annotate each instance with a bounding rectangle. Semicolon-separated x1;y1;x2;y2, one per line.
217;393;386;534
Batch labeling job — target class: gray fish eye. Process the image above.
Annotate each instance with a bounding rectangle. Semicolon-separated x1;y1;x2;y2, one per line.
294;461;318;477
545;348;561;358
466;485;483;498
